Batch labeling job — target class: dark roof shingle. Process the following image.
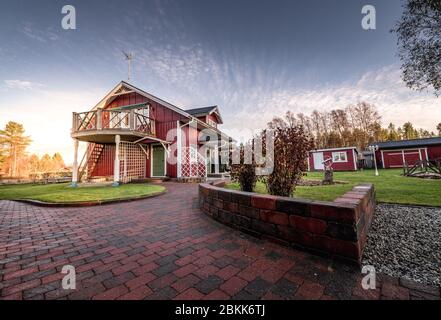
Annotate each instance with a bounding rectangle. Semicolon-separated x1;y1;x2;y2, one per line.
371;137;441;149
185;106;218;116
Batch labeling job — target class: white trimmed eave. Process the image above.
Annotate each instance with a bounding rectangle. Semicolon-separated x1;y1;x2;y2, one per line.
90;81;193;121
88;81;234;142
133;135;172;145
190;117;234;142
310;146;358;153
208;107;224;124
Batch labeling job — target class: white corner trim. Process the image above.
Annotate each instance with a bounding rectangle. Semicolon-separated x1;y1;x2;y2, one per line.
177;121;182;178
353;149;358;170
381;150;385;168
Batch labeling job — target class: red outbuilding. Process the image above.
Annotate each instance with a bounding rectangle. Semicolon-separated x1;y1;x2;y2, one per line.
308;147;358;171
371;137;441;169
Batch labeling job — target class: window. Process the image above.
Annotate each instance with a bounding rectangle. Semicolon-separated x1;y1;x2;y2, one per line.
207;118;217;128
138;106;149;118
332;151;347;163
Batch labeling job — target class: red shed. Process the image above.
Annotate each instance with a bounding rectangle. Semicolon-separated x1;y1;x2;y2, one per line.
309;147;358;171
371;137;441;169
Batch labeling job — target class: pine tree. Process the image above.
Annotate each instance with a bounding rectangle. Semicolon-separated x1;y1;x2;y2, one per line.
0;121;32;177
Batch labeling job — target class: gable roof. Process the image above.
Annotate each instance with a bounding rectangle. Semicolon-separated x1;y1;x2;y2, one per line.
371;137;441;149
186;106;217;116
89;81;231;140
91;81;192;119
185;106;223;124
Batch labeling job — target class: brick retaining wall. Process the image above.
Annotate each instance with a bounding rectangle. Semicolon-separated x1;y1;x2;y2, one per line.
199;181;375;264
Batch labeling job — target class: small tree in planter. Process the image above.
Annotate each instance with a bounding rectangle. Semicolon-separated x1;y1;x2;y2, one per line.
230;143;257;192
264;125;314;197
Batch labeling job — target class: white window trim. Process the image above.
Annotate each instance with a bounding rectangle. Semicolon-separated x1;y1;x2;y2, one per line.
332;151;348;163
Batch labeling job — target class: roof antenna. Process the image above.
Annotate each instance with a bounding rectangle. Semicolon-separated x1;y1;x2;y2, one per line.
122;51;133;81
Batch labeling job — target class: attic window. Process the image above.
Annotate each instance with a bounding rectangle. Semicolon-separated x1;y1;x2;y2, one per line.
207;118;217;128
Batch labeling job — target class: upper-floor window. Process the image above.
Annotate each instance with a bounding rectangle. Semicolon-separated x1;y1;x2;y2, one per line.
332;151;347;162
138;106;150;118
207;118;217;128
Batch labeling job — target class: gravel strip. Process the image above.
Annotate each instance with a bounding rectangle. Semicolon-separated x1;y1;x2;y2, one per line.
362;204;441;287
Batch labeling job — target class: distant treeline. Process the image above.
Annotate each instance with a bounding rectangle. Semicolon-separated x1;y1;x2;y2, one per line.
0;121;67;178
268;102;441;150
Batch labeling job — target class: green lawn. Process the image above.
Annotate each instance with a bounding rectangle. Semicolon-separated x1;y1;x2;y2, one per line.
0;183;166;203
225;169;441;206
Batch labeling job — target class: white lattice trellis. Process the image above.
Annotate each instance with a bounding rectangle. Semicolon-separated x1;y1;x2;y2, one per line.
119;142;147;183
181;147;206;178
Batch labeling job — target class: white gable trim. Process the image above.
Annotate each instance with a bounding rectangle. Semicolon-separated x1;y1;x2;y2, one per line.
90;81;234;142
91;81;192;120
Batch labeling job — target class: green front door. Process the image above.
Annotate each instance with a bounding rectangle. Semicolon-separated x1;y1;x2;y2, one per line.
152;145;165;176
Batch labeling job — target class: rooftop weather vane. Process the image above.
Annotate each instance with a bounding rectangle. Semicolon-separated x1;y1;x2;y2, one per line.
122;51;133;81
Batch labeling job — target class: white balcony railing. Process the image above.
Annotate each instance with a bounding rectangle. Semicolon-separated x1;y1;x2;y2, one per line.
72;108;155;136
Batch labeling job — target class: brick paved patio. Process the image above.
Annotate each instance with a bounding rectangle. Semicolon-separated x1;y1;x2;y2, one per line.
0;182;440;300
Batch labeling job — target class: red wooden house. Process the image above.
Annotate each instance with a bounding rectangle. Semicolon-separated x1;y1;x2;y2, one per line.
70;81;232;186
371;137;441;169
308;147;358;171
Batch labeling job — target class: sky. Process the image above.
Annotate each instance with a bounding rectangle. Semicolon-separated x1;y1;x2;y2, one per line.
0;0;440;164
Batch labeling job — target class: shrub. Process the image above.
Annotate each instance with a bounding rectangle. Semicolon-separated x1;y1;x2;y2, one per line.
264;125;314;197
230;144;257;192
230;163;256;192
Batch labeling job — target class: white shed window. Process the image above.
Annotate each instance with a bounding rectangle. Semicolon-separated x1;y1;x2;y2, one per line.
332;151;347;163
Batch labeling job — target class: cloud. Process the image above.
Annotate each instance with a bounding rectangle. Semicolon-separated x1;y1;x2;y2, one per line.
4;80;43;90
21;23;59;43
217;65;441;140
118;28;441;140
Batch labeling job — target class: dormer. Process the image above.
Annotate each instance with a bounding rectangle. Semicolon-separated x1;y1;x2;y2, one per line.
185;106;223;128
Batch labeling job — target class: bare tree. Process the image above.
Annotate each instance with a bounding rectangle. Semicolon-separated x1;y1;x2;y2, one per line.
392;0;441;95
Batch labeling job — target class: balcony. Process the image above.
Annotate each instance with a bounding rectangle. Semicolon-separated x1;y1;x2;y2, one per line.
71;107;155;143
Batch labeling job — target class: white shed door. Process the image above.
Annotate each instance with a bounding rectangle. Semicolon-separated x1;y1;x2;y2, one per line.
313;152;324;170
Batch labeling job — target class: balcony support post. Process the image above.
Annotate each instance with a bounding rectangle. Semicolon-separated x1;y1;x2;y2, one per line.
177;121;182;178
214;137;220;174
129;110;135;130
71;138;79;187
113;134;121;187
96;108;102;130
72;112;77;132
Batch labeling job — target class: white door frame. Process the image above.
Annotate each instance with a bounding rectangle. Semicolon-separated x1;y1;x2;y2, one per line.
313;152;324;170
150;143;167;177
